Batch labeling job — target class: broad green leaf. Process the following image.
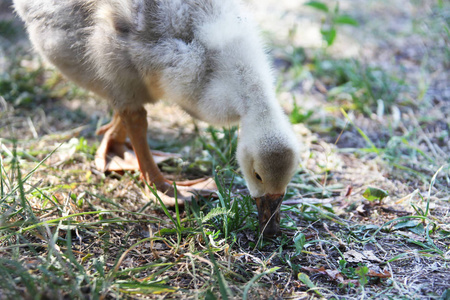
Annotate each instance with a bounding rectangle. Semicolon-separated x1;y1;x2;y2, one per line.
362;187;388;202
408;222;425;235
298;273;315;288
290;101;314;124
294;233;306;255
298;273;322;296
304;1;328;12
393;220;419;230
356;266;369;286
334;15;359;26
321;28;337;46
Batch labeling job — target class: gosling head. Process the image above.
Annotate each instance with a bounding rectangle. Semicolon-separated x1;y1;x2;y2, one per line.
237;126;299;237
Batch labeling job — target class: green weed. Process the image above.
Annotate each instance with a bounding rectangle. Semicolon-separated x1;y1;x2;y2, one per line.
283;51;404;117
290;99;314;124
341;108;448;185
339;260;369;287
0;20;17;39
0;142;177;298
317;58;405;116
0;54;90;109
201;126;238;167
0;57;51;107
304;1;359;47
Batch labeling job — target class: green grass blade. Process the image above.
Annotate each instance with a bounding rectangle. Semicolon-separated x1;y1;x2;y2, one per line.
243;267;279;300
340;108;380;154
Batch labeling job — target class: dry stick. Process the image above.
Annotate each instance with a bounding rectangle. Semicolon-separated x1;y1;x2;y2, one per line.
148;225;160;259
27;116;39;139
112;237;166;275
184;253;215;269
334;119;349;146
323;222;345;247
39;208;59;220
185;255;199;292
280;274;292;296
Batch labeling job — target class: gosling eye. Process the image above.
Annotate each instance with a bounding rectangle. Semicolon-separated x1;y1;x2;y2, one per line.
254;172;263;182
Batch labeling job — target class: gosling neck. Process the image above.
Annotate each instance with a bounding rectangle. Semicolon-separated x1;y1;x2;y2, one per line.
239;95;287;139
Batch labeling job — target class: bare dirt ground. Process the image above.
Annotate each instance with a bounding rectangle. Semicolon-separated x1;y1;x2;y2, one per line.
1;0;449;299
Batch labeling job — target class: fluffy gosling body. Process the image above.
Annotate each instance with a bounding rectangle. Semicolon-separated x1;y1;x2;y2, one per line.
14;0;300;236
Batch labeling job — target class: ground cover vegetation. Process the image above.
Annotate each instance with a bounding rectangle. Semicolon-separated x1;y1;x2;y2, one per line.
0;0;449;299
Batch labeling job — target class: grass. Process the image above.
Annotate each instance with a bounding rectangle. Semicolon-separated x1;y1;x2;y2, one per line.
283;50;406;117
284;45;448;193
0;142;277;298
1;0;450;299
1;133;448;299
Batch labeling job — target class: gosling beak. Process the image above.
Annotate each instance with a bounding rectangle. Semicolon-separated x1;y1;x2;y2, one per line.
254;193;284;237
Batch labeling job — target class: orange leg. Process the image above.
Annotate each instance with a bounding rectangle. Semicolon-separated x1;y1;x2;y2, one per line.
95;112;133;171
118;108;216;205
95;112;183;172
96;108;217;206
118;108;171;192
